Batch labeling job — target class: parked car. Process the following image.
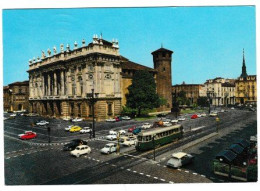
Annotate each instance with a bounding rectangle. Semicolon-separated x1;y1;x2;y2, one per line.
128;126;137;133
18;131;37;140
191;114;198;119
166;152;194;168
220;109;225;113
70;145;91;157
133;127;142;135
100;143;117;154
106;134;117;141
65;125;74;131
201;113;207;117
10;114;17;117
62;116;71;121
109;130;117;135
231;107;235;110
178;117;185;121
72;118;83;122
118;129;126;135
122;137;136;146
115;116;121;122
163;118;171;122
106;118;116;122
171;119;178;123
119;136;129;143
163;121;171;126
79;127;91;134
197;114;202;118
122;116;131;120
63;139;88;151
142;123;152;129
36;120;49;126
209;112;217;117
69;126;82;133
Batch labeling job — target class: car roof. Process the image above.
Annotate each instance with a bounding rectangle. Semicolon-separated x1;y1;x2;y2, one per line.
76;145;89;148
106;143;116;146
172;152;187;159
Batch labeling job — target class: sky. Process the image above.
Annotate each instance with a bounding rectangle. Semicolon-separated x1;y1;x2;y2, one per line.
2;6;256;86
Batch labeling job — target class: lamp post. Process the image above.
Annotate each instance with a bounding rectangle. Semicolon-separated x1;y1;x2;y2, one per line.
207;91;211;114
152;134;156;161
117;132;121;154
86;88;99;139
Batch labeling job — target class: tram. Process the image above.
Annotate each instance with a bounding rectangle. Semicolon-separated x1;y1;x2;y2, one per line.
135;124;184;151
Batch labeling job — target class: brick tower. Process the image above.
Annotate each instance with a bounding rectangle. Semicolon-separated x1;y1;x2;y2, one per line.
151;47;173;111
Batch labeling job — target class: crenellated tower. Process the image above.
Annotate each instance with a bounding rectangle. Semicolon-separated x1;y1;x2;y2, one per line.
152;47;173;111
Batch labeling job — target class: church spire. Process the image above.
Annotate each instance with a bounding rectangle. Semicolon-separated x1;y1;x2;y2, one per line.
240;48;248;78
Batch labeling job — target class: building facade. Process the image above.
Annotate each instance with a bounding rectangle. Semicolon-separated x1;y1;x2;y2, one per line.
3;81;29;112
235;75;257;105
172;83;206;104
27;35;173;120
204;78;236;106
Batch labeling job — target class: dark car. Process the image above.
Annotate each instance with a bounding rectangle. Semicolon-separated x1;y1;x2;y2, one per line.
63;139;88;151
133;127;142;135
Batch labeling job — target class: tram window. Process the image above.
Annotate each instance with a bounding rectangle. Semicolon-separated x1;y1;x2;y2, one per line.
166;131;169;136
148;135;151;141
138;137;142;142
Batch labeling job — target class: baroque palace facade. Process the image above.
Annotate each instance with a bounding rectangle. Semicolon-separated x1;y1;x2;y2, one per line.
27;35;173;121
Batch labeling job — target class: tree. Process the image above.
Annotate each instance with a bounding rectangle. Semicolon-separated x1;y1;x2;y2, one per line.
126;70;161;116
197;97;208;107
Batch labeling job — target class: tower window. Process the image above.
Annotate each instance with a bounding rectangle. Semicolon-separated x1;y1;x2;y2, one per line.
163;67;166;72
162;52;166;57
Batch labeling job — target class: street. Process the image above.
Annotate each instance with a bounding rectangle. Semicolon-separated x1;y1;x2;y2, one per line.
4;109;257;184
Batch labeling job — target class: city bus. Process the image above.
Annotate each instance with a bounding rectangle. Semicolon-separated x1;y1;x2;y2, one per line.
135;124;184;151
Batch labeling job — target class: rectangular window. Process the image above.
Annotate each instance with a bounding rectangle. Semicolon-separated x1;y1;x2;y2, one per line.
108;103;113;116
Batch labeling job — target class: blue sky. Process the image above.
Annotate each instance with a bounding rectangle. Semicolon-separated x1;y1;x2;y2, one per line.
2;6;256;86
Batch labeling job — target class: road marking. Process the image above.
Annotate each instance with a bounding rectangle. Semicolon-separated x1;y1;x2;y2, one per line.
192;173;198;175
21;154;25;156
154;177;158;179
13;156;17;158
169;181;174;184
185;170;189;173
111;164;116;167
201;175;206;177
177;169;181;171
160;179;165;182
92;158;96;161
96;160;100;162
127;169;131;171
120;167;124;169
146;174;151;177
157;164;161;166
6;157;10;159
139;173;144;175
163;165;167;168
133;171;137;173
106;162;109;165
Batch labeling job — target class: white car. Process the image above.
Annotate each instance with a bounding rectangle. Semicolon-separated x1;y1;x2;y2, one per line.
197;114;202;118
70;145;91;157
62;116;71;121
166;152;194;168
122;138;136;146
231;107;235;110
36;120;49;126
10;114;16;117
201;113;207;117
209;112;217;117
118;129;126;135
106;118;116;122
72;118;83;122
178;117;186;121
163;118;171;122
106;134;117;141
80;127;91;134
100;143;117;154
122;116;131;120
171;119;178;123
163;121;171;126
65;125;74;131
142;123;152;129
109;130;117;135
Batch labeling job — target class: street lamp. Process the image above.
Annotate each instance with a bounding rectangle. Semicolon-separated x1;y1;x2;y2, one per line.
86;88;99;139
206;91;211;114
152;134;156;161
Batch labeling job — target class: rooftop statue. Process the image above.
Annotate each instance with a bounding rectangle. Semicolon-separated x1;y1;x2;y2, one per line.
74;41;78;49
47;48;51;57
60;44;64;53
66;44;70;52
41;50;46;59
53;46;57;54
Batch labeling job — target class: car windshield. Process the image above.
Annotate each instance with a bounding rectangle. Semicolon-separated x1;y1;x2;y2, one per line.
105;145;110;148
76;147;80;150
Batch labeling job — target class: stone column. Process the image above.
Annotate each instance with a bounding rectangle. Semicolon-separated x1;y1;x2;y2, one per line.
42;74;45;96
48;73;51;96
60;70;64;96
54;71;57;96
